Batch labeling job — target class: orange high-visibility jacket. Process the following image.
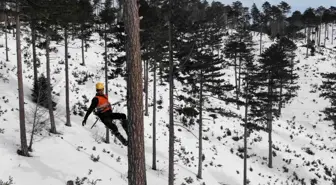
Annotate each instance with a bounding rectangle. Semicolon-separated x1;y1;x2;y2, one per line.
95;95;112;113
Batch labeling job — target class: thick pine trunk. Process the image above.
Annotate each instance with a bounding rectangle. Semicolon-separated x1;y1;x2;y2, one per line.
65;28;71;127
168;13;175;185
152;58;157;170
197;71;203;179
31;18;38;83
46;30;57;134
16;1;29;156
104;24;110;143
124;0;146;184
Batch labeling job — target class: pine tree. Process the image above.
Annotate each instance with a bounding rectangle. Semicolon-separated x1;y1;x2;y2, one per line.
320;73;336;130
251;40;299;168
124;0;147;184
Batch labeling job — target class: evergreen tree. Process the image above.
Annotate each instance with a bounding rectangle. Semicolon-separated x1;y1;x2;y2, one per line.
320;73;336;130
224;24;253;109
251;40;299;168
75;0;94;66
31;74;57;110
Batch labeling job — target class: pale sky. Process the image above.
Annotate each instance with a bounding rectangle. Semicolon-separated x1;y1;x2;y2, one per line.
217;0;335;13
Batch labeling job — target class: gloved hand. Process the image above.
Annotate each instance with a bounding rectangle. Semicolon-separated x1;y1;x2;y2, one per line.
82;120;86;126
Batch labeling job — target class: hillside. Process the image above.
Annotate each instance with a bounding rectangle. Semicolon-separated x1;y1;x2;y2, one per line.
0;25;336;185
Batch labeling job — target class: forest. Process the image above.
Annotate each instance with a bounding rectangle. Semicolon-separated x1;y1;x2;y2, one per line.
0;0;336;185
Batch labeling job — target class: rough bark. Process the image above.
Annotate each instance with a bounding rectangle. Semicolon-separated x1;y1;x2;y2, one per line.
16;0;29;156
65;28;71;127
46;30;57;134
124;0;146;184
104;24;110;143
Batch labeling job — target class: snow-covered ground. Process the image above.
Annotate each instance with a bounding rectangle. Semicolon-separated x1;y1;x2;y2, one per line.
0;25;335;185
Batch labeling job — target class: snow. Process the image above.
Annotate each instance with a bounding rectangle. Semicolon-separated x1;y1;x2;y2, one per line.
0;24;336;185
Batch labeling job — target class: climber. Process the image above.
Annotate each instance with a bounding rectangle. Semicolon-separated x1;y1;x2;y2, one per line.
82;82;128;146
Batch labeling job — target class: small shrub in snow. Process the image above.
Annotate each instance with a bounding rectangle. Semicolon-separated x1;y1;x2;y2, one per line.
0;176;14;185
90;154;100;162
324;166;332;177
304;147;315;155
232;136;240;141
184;177;194;184
310;178;317;185
0;128;4;134
237;146;244;153
116;156;121;162
283;166;289;173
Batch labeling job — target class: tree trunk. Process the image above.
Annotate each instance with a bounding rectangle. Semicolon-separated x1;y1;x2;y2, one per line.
234;51;238;109
238;54;242;109
168;9;175;185
306;26;309;58
81;29;85;65
152;58;157;170
16;1;29;156
104;24;110;144
5;13;8;62
267;79;273;168
31;18;38;83
197;71;203;179
145;58;149;116
278;79;283;115
65;28;71;127
318;18;322;46
324;23;327;46
243;79;249;185
291;58;294;84
29;85;42;151
332;23;334;45
46;30;57;134
260;26;262;55
124;0;146;184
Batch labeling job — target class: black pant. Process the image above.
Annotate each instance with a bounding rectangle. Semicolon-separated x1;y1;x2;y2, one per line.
98;110;128;135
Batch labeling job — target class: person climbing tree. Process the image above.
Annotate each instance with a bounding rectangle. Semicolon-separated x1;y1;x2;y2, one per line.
82;82;129;146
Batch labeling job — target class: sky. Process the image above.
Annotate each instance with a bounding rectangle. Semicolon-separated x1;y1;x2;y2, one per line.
217;0;335;13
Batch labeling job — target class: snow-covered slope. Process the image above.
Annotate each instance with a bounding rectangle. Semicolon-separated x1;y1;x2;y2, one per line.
0;25;335;185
